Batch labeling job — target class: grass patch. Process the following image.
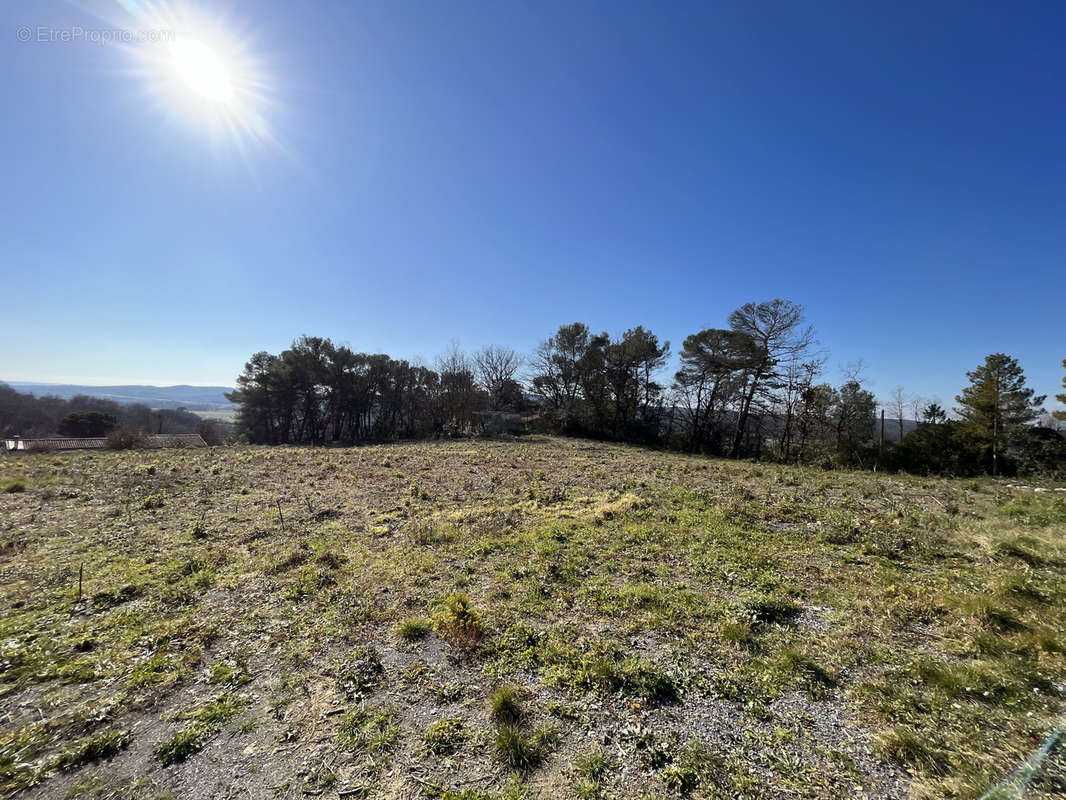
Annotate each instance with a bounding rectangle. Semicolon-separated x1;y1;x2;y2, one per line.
338;706;399;752
52;730;132;770
489;685;524;726
337;646;384;699
154;693;249;766
424;718;467;756
544;644;678;703
395;616;432;642
2;477;26;493
494;725;556;770
2;438;1065;799
743;593;801;625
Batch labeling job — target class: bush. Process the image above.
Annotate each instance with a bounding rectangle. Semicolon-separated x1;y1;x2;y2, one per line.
141;493;166;510
1007;426;1066;479
890;422;984;477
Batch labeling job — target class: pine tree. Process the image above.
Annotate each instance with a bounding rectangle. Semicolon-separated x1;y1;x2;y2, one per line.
955;354;1045;475
1053;358;1066;422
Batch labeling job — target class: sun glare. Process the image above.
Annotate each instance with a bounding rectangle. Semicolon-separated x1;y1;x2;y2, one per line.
105;2;277;150
171;38;234;104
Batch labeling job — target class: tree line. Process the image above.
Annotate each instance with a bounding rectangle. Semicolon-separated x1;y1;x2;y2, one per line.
0;384;227;444
226;299;1065;478
225;339;528;445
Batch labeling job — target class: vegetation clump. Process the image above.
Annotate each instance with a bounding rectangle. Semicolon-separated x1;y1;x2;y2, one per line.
423;718;467;756
141;493;166;510
52;730;132;770
395;616;432;642
494;724;557;770
489;685;524;726
338;707;399;752
337;646;384;699
433;593;486;651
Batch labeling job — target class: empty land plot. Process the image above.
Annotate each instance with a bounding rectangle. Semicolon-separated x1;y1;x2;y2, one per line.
1;437;1064;799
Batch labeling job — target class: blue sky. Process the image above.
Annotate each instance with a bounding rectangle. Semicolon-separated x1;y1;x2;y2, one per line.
2;0;1064;412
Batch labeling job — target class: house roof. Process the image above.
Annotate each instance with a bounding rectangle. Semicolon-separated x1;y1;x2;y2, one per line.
3;434;208;452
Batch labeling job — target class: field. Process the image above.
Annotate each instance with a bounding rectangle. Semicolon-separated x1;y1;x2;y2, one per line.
1;437;1064;800
189;410;239;423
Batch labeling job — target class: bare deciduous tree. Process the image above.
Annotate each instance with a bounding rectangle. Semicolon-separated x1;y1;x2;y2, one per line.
473;345;523;411
889;385;907;442
437;342;480;434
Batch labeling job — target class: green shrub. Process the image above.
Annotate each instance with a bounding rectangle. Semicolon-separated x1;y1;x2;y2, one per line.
141;493;166;510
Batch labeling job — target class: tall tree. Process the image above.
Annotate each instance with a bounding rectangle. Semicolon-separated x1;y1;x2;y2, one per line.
57;411;119;437
833;380;877;464
473;346;522;411
777;358;824;459
726;299;815;457
603;326;670;439
672;329;755;453
530;323;594;429
955;353;1045;475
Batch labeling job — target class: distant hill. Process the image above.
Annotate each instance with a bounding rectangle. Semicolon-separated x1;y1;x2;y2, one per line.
880;417;921;443
4;382;236;411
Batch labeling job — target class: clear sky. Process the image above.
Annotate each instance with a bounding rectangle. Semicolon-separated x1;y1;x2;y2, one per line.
2;1;1064;412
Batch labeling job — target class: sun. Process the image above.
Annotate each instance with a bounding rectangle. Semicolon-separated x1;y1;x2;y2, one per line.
106;3;277;149
171;38;234;105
